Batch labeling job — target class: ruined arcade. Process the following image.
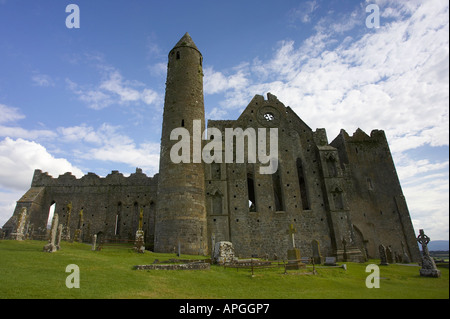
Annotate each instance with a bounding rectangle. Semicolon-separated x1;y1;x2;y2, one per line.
2;33;421;263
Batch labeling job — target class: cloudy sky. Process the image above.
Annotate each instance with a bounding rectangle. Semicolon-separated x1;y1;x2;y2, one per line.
0;0;448;240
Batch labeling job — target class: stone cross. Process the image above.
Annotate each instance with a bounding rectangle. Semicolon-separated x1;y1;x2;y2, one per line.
417;229;441;277
417;229;430;256
287;224;297;248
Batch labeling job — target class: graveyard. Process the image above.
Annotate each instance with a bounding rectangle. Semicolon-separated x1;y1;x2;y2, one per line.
0;239;448;299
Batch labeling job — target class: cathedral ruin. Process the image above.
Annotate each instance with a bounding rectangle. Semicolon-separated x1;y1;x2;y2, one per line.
2;33;421;262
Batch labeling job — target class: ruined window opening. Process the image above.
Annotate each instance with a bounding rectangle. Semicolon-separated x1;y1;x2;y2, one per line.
176;51;180;60
272;170;284;211
296;158;310;210
47;202;56;229
181;119;185;127
247;176;256;212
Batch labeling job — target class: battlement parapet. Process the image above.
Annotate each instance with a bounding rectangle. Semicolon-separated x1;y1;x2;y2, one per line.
31;168;155;187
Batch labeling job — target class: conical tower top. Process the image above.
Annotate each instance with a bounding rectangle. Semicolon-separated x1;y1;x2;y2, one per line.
172;32;200;53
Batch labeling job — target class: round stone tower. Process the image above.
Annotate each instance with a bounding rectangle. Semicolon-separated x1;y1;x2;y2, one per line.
154;33;208;255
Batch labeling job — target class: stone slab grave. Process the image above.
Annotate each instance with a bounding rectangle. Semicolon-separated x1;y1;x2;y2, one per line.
324;257;336;266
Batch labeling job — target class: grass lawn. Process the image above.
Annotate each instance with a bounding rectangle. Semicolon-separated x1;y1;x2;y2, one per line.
0;240;448;299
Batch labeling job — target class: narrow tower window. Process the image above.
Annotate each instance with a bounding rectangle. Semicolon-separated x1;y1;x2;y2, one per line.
247;175;256;212
181;119;184;127
176;51;180;60
296;158;310;210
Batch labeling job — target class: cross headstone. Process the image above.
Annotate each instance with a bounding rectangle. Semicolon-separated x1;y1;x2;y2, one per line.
417;229;441;277
286;224;304;270
287;224;297;249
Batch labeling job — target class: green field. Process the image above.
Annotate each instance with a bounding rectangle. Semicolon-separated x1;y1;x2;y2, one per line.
0;240;448;299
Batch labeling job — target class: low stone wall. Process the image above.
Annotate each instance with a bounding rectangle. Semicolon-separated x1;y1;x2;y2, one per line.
134;263;210;271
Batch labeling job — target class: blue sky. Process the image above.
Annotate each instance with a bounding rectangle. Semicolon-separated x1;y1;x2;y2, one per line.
0;0;448;240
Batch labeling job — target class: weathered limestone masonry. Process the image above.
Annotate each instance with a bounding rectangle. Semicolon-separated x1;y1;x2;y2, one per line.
154;33;208;255
3;168;158;249
3;33;420;263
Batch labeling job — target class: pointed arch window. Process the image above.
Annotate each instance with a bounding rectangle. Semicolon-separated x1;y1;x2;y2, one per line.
272;169;284;211
296;158;310;210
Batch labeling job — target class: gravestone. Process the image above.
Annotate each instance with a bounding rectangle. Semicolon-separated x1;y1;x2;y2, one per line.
43;213;59;253
286;224;305;269
401;241;411;263
417;229;441;278
92;234;97;251
379;244;389;266
134;208;145;253
213;241;236;264
62;202;72;240
56;224;63;250
324;257;336;266
311;239;323;264
386;245;394;264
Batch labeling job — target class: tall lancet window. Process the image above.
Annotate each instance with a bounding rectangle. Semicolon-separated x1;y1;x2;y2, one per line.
272;168;284;211
296;158;310;210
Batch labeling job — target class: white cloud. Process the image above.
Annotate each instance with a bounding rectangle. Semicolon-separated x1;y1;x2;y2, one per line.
0;104;25;123
66;67;162;110
288;0;319;24
0;104;57;140
0;137;84;191
57;123;160;176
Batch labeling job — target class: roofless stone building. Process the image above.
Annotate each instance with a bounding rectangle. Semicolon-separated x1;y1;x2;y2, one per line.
2;33;420;262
